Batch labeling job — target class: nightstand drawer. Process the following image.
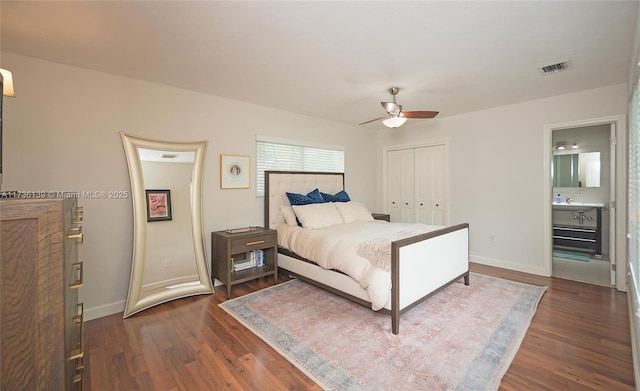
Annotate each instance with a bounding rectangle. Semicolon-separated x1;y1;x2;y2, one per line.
230;235;276;255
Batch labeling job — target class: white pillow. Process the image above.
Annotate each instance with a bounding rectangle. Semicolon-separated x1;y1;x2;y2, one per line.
292;203;344;229
334;201;374;223
280;206;298;226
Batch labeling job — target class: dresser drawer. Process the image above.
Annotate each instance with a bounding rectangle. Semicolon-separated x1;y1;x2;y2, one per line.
230;234;276;254
553;225;596;240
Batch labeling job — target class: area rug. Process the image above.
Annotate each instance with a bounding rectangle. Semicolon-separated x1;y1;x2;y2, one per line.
219;273;546;391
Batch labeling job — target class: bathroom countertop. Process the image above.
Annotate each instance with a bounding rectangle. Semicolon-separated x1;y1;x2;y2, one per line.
552;201;605;209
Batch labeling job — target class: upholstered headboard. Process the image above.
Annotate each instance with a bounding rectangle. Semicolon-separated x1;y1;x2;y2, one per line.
264;171;345;230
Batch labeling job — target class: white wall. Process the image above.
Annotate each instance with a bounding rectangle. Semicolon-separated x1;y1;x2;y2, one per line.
377;83;628;275
1;52;377;319
2;51;630;318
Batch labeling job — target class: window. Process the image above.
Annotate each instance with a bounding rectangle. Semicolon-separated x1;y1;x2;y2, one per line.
629;77;640;301
628;73;640;368
256;136;344;197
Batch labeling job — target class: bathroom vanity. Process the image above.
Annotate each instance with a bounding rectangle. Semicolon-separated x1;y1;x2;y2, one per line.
552;202;604;256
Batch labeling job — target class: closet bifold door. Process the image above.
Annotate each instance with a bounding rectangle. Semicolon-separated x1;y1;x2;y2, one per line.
414;145;447;226
387;148;415;223
386;144;448;225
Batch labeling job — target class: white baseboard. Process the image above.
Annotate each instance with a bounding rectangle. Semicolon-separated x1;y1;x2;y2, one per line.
470;254;549;277
83;281;224;321
84;299;125;321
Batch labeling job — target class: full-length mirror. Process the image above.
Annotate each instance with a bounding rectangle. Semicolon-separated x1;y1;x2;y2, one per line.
121;133;213;317
552;151;601;188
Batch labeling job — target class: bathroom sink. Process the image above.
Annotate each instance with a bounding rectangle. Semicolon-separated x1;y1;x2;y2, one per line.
552;202;605;210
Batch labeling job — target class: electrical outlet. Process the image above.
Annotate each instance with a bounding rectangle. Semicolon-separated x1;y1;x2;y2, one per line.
489;234;495;243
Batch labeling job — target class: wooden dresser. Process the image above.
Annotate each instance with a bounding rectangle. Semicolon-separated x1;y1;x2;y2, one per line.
0;196;84;390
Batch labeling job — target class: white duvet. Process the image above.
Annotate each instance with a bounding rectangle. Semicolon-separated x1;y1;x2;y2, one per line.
277;221;443;310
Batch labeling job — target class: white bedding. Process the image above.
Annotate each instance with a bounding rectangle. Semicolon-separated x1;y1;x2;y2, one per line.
277;221;444;310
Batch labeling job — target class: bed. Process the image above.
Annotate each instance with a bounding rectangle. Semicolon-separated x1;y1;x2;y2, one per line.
264;171;469;334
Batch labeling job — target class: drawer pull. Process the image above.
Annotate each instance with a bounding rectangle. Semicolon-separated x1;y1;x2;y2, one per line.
553;235;595;243
70;262;83;289
75;356;84;371
73;370;83;384
67;227;84;243
73;207;84;223
69;303;84;360
72;356;84;384
246;240;265;246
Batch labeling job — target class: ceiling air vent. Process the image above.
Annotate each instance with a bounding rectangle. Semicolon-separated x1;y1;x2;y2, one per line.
539;61;570;75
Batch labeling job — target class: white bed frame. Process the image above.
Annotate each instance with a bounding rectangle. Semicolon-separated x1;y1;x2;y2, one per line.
265;171;469;334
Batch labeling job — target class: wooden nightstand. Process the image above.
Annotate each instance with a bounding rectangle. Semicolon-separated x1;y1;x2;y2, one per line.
372;213;390;222
211;227;278;298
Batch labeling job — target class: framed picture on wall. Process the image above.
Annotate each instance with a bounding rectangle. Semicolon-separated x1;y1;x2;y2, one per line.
145;189;172;222
220;154;250;189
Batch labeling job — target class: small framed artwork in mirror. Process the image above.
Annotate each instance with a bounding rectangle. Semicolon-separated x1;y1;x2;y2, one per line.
145;189;172;222
220;154;250;189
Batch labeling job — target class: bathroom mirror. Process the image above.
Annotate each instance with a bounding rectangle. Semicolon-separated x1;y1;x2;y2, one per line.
120;133;213;317
552;152;601;188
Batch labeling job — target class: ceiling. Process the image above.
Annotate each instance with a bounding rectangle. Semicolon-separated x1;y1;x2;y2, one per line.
1;1;638;127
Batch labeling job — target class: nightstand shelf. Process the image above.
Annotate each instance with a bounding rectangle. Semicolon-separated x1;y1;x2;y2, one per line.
211;227;278;298
231;265;276;283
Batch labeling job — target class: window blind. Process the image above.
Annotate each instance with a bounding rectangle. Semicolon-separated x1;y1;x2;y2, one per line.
255;136;344;197
630;78;640;294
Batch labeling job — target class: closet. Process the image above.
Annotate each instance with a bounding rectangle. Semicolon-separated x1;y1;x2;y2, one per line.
386;144;447;225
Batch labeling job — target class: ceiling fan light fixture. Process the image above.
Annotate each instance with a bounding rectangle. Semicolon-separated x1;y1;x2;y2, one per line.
359;86;438;127
382;116;407;128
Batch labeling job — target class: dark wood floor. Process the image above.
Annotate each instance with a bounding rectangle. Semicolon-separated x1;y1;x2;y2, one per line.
84;263;635;390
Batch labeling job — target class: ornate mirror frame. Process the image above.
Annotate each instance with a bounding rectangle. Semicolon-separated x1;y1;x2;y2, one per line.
120;133;213;317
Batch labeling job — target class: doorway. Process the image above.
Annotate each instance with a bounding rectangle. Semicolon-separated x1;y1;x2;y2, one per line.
543;115;627;291
551;124;611;285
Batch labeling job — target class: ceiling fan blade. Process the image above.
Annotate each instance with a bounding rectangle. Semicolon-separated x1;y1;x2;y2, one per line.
381;102;401;115
358;115;389;125
401;111;439;119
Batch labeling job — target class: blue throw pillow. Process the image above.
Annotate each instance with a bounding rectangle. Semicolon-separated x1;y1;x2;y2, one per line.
320;190;351;203
286;188;325;206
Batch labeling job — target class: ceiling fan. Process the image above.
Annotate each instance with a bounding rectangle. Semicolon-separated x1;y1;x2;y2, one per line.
359;87;439;128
